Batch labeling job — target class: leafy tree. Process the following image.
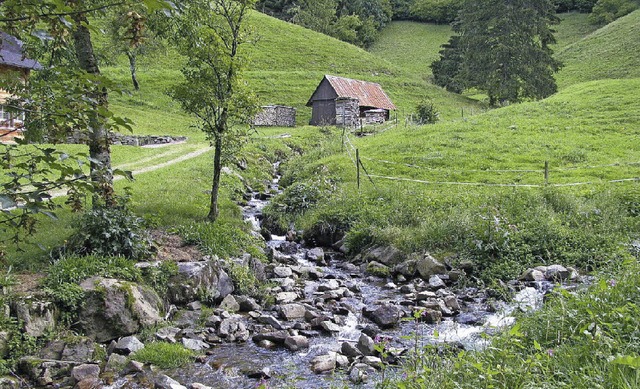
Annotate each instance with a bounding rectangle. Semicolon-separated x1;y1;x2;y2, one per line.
410;0;463;23
292;0;338;36
390;0;415;19
0;0;169;247
589;0;639;24
101;6;166;91
168;0;258;222
435;0;562;106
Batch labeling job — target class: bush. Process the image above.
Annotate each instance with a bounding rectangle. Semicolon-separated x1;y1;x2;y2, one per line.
589;0;639;24
130;342;194;369
410;0;463;23
415;99;440;124
61;198;154;261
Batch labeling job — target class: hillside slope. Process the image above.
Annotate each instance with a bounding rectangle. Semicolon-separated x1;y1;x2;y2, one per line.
556;10;640;88
105;11;481;134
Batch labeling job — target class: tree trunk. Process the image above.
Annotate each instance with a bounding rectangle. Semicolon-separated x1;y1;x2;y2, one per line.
72;9;114;207
207;134;223;222
127;51;140;91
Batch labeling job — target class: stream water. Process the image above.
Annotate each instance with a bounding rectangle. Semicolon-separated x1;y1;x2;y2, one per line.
108;169;557;389
162;169;553;388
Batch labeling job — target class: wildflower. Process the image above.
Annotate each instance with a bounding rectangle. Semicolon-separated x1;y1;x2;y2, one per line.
546;349;554;357
607;279;617;287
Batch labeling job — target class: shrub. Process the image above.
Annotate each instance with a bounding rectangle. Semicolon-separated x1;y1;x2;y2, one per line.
415;100;440;124
589;0;639;24
61;198;154;261
410;0;463;23
130;342;194;369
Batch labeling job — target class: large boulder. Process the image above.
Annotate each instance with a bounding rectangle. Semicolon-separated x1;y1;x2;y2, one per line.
78;277;163;342
416;253;447;279
13;298;56;337
167;261;234;305
362;305;401;329
363;246;405;266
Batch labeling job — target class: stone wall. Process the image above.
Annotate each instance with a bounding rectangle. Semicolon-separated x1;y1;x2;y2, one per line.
335;98;359;128
253;105;296;127
364;109;387;125
54;133;187;147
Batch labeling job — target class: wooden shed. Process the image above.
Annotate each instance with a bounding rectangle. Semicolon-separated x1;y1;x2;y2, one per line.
306;75;396;127
0;32;41;141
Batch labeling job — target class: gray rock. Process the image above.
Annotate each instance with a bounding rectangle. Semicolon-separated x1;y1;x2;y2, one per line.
320;321;341;333
247;256;266;282
155;374;187;389
341;342;362;358
235;296;261;312
156;327;181;343
257;315;285;330
114;336;144;355
336;354;350;368
284;335;309;352
443;295;460;312
70;364;100;383
310;353;336;374
167;262;234;305
273;266;293;278
364;245;405;266
357;333;375;356
0;331;9;358
190;384;213;389
105;353;127;372
187;301;203;311
349;363;374;384
252;331;288;345
366;261;390;277
278;304;306;321
417;291;437;300
276;292;298;304
182;338;210;351
13;298;56;337
78;277;163;342
61;338;97;363
306;247;325;264
219;295;240;313
362;356;383;369
416;253;447;279
173;310;201;329
393;259;417;277
362;305;401;329
318;279;340;291
519;268;546;282
218;316;249;342
123;360;144;374
421;309;442;324
428;275;447;290
0;377;19;389
546;265;570;281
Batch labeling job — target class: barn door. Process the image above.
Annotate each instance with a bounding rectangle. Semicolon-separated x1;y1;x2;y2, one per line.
312;100;336;126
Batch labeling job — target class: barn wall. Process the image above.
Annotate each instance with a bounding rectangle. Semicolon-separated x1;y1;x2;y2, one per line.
310;100;336;125
335;98;360;128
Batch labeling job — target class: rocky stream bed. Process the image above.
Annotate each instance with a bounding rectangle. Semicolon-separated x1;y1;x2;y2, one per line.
5;170;585;389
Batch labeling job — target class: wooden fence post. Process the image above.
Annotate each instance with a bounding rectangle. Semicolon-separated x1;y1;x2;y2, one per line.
356;148;360;189
544;161;549;185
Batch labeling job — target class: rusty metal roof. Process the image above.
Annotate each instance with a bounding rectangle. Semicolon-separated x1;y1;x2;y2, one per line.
308;75;396;110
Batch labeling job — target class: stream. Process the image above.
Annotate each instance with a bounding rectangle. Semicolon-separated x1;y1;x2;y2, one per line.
100;167;573;389
160;167;560;389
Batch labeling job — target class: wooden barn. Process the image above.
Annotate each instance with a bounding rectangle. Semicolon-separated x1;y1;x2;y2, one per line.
0;32;41;141
306;75;396;127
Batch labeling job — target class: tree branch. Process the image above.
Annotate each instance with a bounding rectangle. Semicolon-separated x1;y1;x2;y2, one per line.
0;1;129;22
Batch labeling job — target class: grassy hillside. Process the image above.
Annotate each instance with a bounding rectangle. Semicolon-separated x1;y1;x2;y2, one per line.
556;10;640;88
369;21;453;80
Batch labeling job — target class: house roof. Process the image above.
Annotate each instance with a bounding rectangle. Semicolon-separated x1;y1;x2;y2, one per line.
307;75;396;110
0;32;42;70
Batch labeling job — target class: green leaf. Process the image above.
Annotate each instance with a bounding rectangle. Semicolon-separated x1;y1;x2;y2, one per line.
611;355;640;369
